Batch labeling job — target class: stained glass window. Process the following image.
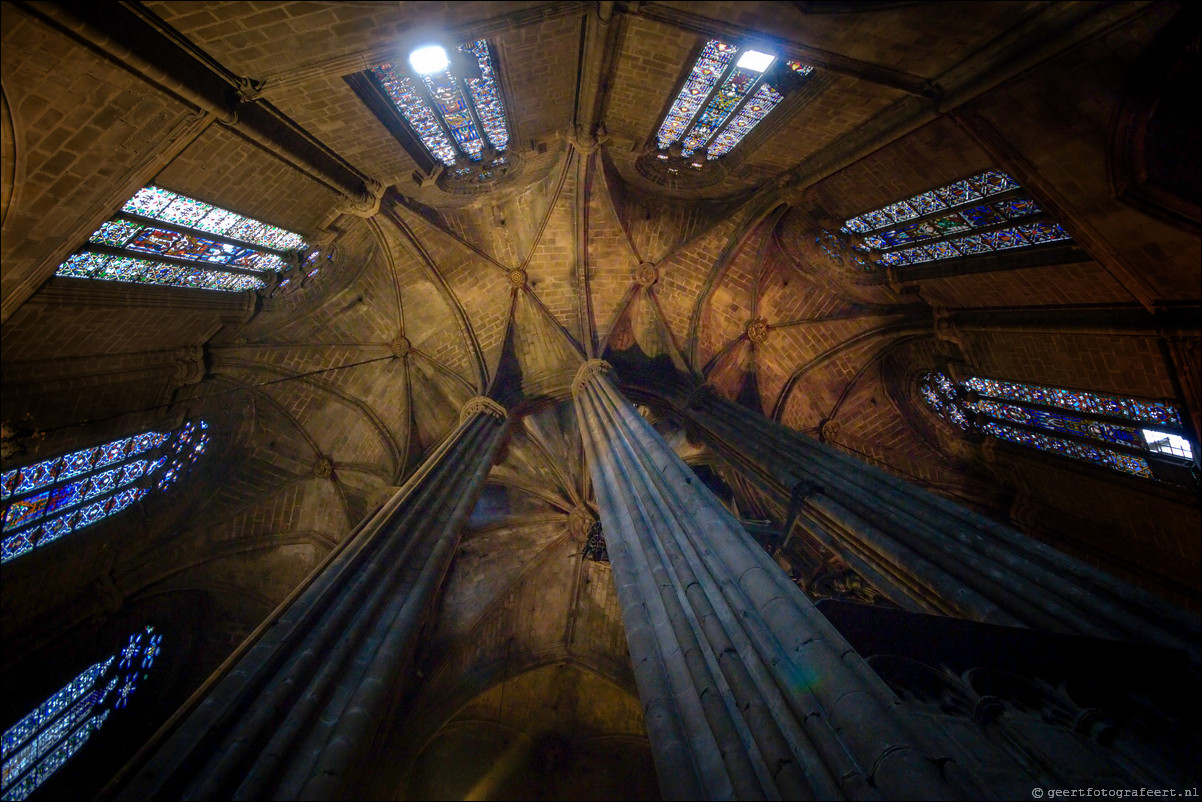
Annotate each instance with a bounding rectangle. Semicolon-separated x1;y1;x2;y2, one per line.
655;40;812;160
53;187;309;293
1;421;209;564
371;39;510;168
842;171;1073;267
919;372;1194;482
1;626;163;801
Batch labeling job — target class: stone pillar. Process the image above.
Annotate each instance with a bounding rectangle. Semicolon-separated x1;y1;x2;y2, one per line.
114;397;509;800
572;361;959;801
682;387;1200;664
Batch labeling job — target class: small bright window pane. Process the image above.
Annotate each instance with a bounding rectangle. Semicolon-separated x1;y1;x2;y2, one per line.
409;45;449;75
736;50;774;72
1143;430;1194;460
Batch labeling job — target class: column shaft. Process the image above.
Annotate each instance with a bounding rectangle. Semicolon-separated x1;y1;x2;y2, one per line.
574;363;959;800
685;390;1199;664
114;402;508;800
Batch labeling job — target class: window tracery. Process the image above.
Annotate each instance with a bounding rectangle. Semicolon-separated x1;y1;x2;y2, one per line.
920;372;1195;483
1;626;163;801
369;40;514;188
54;187;309;293
1;421;209;564
841;171;1073;269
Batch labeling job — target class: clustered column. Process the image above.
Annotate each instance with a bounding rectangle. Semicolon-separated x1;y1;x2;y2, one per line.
116;397;509;800
681;387;1199;664
572;360;962;800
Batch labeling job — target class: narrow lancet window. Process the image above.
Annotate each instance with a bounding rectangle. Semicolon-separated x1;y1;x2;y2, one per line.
54;187;308;293
1;421;209;564
920;372;1195;483
1;626;163;801
843;171;1072;267
654;41;812;163
371;40;510;172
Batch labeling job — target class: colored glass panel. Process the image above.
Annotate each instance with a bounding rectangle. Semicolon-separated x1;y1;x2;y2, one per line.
969;398;1147;450
421;68;485;160
842;169;1026;234
707;82;784;158
2;628;163;800
963;377;1183;427
459;40;509;151
983;422;1153;478
681;63;761;155
657;40;738;149
372;63;459;166
56;253;265;292
120;188;305;252
1;424;208;565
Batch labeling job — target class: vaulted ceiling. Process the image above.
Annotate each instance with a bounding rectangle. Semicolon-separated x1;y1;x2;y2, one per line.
1;2;1198;797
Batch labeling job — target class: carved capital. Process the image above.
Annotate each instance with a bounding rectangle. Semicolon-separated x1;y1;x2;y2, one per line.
339;178;387;218
567;504;596;543
460;396;507;424
571;359;613;396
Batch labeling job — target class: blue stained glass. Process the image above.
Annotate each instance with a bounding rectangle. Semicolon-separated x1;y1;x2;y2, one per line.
1017;221;1071;244
460;40;509;151
0;531;34;562
952;234;990;255
964;376;1182;427
908;191;946;215
934;179;980;207
707;82;783;158
89;220;141;247
882;201;919;223
421;68;485;160
979;227;1025;250
2;626;163;800
970;399;1147;450
373;64;459;166
681;64;761;155
1;423;207;565
983;422;1153;478
657;40;738;150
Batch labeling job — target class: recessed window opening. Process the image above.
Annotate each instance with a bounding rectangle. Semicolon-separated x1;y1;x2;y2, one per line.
54;187;309;292
371;40;511;170
920;372;1196;483
655;40;812;162
842;171;1073;267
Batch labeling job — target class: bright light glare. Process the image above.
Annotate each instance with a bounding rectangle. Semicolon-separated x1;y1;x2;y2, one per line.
409;45;449;75
736;50;775;73
1143;429;1194;459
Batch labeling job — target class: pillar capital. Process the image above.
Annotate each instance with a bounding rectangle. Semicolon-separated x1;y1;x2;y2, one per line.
570;359;613;396
459;396;507;424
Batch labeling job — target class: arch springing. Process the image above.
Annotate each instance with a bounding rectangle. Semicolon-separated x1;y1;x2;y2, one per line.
54;187;309;293
1;626;164;801
1;421;209;564
920;372;1194;482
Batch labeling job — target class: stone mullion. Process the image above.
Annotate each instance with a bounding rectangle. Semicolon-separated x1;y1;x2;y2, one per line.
116;400;508;800
575;363;957;800
688;392;1200;663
